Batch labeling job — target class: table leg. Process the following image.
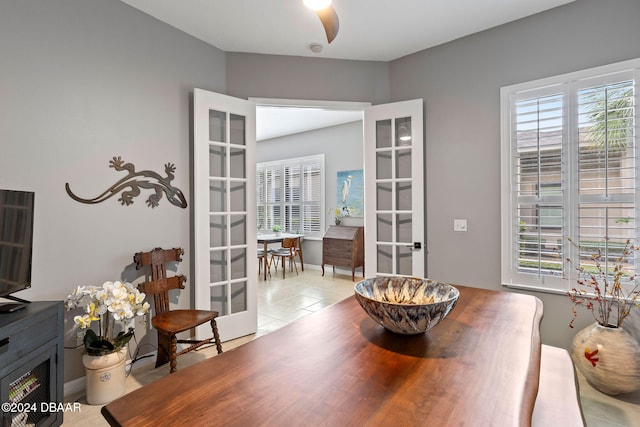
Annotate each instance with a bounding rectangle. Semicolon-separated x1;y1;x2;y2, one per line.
263;241;269;280
297;237;304;271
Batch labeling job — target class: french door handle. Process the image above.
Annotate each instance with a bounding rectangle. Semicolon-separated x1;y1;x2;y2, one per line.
406;242;422;250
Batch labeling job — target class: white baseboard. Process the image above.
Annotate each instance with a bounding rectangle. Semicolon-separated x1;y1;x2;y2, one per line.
63;376;86;398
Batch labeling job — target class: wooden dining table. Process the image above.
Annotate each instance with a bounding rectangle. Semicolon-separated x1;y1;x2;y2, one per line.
102;285;543;427
258;232;304;280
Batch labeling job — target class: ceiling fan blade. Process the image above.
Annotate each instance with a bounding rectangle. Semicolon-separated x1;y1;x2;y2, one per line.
316;6;339;44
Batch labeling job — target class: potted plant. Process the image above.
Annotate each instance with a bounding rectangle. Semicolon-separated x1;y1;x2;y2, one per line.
566;238;640;395
329;206;351;225
65;280;150;404
272;224;282;235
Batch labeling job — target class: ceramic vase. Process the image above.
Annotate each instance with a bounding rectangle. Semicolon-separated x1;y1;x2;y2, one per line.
82;348;127;405
571;322;640;395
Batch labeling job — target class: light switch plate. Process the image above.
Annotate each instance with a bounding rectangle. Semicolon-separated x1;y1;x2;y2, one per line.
454;219;467;232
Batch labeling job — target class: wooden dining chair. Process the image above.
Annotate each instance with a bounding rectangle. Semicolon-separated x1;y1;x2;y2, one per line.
257;249;269;276
269;238;299;278
134;247;223;373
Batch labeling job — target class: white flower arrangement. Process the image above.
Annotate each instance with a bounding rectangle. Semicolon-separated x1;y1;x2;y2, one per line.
329;206;352;225
65;280;150;356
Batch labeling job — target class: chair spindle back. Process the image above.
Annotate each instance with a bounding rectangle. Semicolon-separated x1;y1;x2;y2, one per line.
134;247;186;315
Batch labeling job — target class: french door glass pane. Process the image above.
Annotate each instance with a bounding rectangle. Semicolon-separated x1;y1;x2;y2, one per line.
209;146;226;177
210;181;226;212
230;248;247;280
230;113;246;145
377;214;392;242
209;110;226;142
230;148;246;178
396;182;412;210
376;119;392;148
376;183;392;210
230;215;246;246
396;213;412;243
231;281;247;313
210;285;228;315
210;250;227;282
210;215;226;246
377;244;392;274
395;117;412;147
230;182;246;211
376;152;392;179
396;246;413;275
396;149;412;179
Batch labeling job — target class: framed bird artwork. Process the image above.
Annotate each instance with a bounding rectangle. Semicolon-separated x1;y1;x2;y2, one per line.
336;169;363;217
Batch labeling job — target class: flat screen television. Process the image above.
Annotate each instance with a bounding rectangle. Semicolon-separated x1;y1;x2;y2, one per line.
0;189;35;311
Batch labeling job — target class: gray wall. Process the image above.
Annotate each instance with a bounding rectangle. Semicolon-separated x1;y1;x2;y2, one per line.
5;0;640;386
1;1;387;386
389;0;640;347
256;121;364;266
0;0;226;382
226;53;390;105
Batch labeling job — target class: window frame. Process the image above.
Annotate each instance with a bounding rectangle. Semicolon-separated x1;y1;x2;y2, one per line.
257;154;325;239
501;58;640;294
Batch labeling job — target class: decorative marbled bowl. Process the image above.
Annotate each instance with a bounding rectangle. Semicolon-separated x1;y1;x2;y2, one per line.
354;277;459;335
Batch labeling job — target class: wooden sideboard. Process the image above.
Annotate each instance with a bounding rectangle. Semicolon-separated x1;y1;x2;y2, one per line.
321;225;364;281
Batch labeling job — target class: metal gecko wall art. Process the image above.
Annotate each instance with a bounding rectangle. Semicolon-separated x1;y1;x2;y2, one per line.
65;156;188;208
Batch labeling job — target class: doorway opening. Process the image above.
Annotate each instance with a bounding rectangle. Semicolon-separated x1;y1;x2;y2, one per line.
252;98;369;270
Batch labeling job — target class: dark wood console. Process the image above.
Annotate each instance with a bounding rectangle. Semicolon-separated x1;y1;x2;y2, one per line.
321;225;364;281
0;301;64;427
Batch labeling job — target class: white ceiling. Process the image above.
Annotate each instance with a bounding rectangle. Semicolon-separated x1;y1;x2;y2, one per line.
256;106;362;141
121;0;573;61
120;0;574;139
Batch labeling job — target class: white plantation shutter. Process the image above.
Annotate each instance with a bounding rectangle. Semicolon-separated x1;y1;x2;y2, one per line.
256;167;265;230
513;90;565;284
283;162;301;232
266;166;282;231
502;59;640;292
301;157;322;235
576;76;636;277
257;154;324;238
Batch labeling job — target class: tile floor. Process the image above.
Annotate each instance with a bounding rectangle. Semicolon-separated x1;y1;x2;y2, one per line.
62;269;639;426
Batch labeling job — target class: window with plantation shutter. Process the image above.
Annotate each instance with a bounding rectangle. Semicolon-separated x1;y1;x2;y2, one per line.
501;59;639;293
257;154;324;238
301;158;322;235
513;91;565;281
256;165;281;231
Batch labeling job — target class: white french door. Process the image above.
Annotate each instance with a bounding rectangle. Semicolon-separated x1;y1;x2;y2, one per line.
193;89;257;342
364;99;425;277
